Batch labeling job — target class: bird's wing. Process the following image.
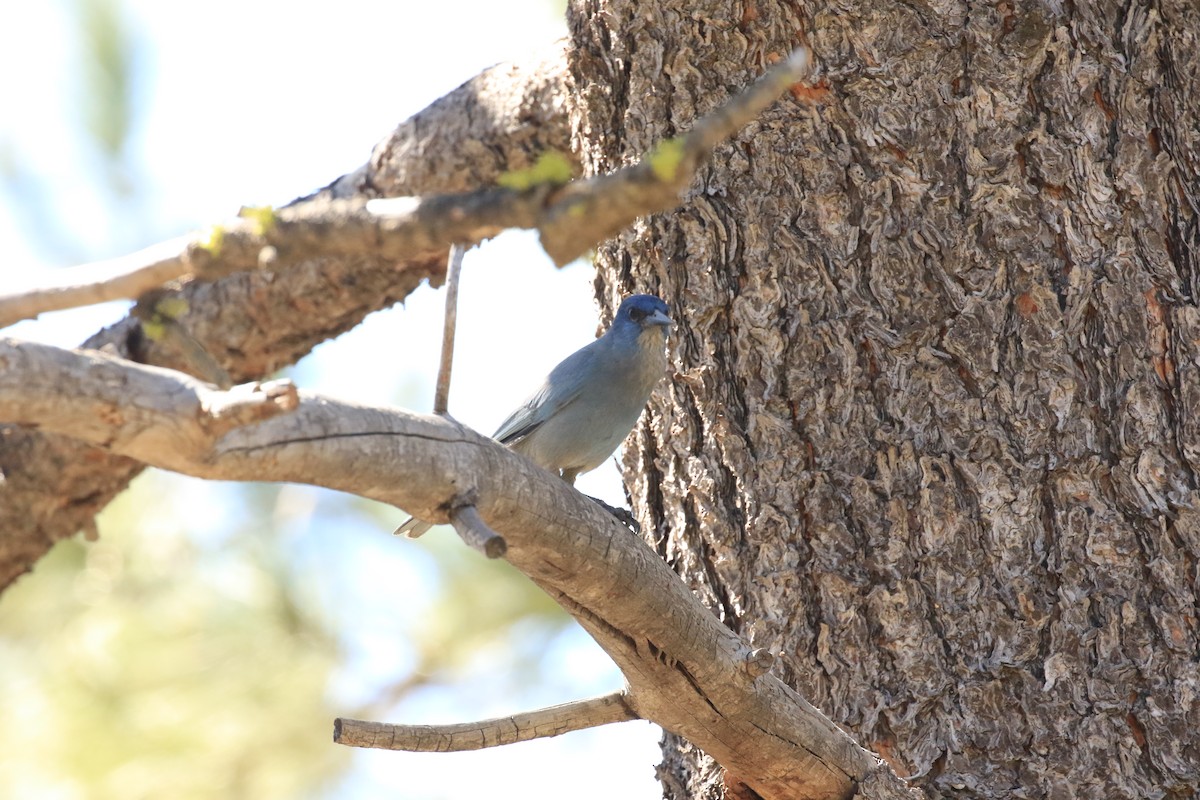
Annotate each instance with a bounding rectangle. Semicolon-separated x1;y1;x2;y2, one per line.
491;344;599;445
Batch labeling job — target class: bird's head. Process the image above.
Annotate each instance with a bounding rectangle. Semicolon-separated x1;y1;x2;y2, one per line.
614;293;671;332
610;294;672;356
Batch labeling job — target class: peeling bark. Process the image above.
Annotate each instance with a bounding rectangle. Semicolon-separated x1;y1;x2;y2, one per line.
569;0;1200;796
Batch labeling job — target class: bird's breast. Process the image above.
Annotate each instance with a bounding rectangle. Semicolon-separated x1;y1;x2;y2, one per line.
516;328;668;475
633;327;670;389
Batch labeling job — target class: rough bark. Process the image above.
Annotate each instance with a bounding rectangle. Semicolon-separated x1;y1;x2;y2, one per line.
568;0;1200;797
0;46;572;589
0;337;914;800
5;2;1200;797
321;43;575;201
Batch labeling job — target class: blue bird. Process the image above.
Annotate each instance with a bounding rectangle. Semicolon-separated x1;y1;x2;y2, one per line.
396;293;672;538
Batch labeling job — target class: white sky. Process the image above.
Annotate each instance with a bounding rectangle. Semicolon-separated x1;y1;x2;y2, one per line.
0;1;662;797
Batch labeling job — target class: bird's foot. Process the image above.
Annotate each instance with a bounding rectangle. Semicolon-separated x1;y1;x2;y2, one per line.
585;495;640;534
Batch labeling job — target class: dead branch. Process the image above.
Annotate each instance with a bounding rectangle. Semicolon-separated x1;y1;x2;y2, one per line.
333;690;636;752
0;48;812;329
0;235;192;327
0;336;915;800
434;244;466;416
0;48;574;590
450;503;507;559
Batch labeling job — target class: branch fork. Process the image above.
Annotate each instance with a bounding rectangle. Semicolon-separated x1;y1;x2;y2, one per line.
200;379;300;435
0;48;813;330
0;336;913;799
0;46;922;800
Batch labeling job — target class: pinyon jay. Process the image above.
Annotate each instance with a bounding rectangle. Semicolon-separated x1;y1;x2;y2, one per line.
396;293;672;538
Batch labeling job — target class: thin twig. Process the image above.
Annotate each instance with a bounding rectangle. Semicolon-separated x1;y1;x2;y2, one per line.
0;235;193;326
0;334;912;799
0;47;814;327
450;504;507;559
333;690;636;752
433;244;465;415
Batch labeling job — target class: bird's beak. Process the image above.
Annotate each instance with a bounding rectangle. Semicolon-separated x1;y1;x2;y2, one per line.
645;310;672;328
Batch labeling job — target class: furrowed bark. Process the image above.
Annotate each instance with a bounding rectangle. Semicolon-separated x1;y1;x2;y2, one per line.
569;0;1200;796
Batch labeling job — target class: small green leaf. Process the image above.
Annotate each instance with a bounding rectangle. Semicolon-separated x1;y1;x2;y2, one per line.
497;151;574;190
646;137;686;182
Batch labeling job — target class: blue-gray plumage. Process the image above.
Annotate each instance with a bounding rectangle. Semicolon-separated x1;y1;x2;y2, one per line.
396;293;672;538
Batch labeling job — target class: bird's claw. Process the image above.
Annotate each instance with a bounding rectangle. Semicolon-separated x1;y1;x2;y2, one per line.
585;495;641;533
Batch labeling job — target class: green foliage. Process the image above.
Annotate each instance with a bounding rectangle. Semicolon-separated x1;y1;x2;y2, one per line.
0;0;147;263
140;297;188;343
0;464;578;799
341;494;573;707
154;296;189;319
74;0;136;195
139;318;165;341
198;224;225;257
412;525;570;682
0;473;347;799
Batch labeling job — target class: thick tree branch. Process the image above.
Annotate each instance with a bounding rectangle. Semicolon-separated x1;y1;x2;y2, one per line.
333;690;636;752
323;41;576;201
2;47;812;329
0;337;916;800
0;49;572;589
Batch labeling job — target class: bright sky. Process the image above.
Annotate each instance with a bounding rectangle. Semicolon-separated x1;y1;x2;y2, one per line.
0;1;661;797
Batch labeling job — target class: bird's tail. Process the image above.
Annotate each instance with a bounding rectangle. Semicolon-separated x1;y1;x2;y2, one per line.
394;517;435;538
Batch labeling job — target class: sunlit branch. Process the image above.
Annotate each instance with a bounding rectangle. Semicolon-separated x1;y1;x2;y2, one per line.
0;235;192;327
0;48;813;328
0;288;914;800
333;691;636;752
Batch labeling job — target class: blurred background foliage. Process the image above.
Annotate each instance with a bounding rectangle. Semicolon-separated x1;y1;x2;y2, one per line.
75;0;138;193
0;0;656;797
0;469;575;798
1;0;146;266
0;476;349;800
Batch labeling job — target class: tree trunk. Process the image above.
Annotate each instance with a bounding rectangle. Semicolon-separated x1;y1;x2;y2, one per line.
568;0;1200;797
5;1;1199;795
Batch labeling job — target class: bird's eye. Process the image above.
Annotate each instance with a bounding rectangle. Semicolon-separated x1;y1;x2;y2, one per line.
629;308;645;322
